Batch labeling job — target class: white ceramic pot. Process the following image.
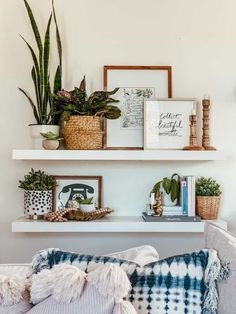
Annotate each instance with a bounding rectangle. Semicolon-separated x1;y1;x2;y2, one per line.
162;192;178;206
29;125;60;149
24;190;52;219
42;139;60;150
79;204;95;213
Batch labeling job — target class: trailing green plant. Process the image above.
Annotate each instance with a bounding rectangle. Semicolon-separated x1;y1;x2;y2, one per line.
196;177;221;196
52;76;121;123
77;197;94;205
19;169;56;191
40;131;63;140
19;0;62;125
151;173;180;202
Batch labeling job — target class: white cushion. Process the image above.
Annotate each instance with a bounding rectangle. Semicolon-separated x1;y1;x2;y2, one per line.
107;245;159;266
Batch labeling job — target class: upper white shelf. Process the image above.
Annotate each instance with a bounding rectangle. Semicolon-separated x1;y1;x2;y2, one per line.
12;150;225;161
11;216;227;233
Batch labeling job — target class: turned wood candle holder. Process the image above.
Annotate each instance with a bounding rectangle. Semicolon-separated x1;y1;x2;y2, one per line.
202;97;216;150
183;114;205;151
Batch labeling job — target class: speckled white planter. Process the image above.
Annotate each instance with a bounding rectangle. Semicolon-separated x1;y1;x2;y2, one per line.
24;190;52;219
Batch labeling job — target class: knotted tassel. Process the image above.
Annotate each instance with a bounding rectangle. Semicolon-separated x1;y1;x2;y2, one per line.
30;264;87;304
0;275;26;306
87;263;131;302
113;300;137;314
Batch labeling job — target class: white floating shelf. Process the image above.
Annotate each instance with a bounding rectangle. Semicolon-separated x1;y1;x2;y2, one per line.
12;150;225;161
12;216;227;233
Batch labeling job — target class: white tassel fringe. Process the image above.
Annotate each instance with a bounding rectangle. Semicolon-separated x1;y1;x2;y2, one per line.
0;274;26;306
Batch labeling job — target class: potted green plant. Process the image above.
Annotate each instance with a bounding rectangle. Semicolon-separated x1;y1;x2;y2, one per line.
151;173;180;206
19;0;62;148
77;197;95;213
52;76;121;150
196;177;222;219
41;131;63;150
19;169;56;219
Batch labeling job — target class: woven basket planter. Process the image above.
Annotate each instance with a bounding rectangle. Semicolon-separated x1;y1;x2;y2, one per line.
64;116;103;150
196;196;220;220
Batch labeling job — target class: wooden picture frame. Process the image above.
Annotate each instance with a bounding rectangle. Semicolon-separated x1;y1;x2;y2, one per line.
144;98;197;150
103;66;172;150
52;176;102;210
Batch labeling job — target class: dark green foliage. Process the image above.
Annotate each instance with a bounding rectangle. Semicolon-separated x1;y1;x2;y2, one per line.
196;177;221;196
77;197;93;205
151;173;180;202
19;0;62;125
19;169;56;191
52;77;121;123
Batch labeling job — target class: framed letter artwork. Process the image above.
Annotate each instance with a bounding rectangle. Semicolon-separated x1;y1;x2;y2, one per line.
144;99;197;150
103;66;172;150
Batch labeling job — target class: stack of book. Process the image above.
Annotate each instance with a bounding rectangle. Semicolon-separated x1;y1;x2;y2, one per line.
143;176;201;222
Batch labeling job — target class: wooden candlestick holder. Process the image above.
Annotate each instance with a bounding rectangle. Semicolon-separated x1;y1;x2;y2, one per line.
202;98;216;150
183;115;205;151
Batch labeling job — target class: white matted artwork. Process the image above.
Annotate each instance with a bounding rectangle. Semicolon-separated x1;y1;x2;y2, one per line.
103;66;172;149
144;99;197;150
52;176;102;210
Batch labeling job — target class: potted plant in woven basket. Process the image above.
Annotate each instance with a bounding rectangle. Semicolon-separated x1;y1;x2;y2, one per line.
52;77;121;150
19;169;56;220
196;177;222;219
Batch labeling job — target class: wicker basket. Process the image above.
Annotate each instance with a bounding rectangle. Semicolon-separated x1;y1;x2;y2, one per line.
64;116;103;150
196;196;220;220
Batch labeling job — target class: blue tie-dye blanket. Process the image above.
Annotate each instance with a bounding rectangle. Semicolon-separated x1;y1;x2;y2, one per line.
32;248;229;314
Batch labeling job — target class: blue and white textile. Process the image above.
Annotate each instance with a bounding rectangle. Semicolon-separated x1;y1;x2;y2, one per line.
32;249;229;314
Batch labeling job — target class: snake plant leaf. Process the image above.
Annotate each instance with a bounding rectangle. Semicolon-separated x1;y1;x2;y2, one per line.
43;14;52;91
170;179;180;202
162;177;171;194
20;35;40;76
23;0;43;54
79;76;86;92
31;67;41;117
53;65;62;93
19;88;40;124
52;0;62;68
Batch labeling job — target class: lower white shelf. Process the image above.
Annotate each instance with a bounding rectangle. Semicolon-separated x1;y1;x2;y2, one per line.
11;216;227;233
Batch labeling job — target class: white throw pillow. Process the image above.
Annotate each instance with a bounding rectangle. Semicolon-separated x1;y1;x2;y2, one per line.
107;245;159;266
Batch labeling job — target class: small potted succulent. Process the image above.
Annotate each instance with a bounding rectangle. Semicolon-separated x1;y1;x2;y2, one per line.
77;197;95;213
19;169;56;219
151;173;180;206
196;177;222;219
41;131;63;150
52;77;121;150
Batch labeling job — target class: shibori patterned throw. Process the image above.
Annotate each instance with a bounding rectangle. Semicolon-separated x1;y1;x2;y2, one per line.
32;249;229;314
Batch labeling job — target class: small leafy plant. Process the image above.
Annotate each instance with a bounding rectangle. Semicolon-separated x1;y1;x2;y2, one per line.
77;197;93;205
151;173;180;202
41;131;63;140
196;177;221;196
52;77;121;123
19;169;56;191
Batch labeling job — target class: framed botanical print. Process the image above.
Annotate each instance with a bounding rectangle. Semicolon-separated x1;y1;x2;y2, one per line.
103;66;172;150
52;176;102;210
144;98;197;150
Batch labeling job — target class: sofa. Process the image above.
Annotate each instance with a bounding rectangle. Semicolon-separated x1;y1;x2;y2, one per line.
0;222;234;314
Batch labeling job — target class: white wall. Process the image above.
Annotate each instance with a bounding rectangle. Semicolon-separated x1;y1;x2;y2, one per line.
0;0;236;263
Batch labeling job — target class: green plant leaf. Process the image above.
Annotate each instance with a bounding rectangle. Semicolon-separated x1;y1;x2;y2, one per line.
52;0;62;68
170;180;180;202
162;178;171;194
151;181;161;196
78;197;93;205
19;88;40;123
23;0;43;54
79;76;86;92
53;66;62;93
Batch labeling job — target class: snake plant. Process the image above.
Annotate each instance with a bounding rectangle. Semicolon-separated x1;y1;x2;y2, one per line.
19;0;62;125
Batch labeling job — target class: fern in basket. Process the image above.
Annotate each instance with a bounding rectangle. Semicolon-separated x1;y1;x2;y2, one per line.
196;177;221;196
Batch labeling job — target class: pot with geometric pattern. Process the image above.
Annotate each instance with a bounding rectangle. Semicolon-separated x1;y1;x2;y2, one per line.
24;190;52;220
